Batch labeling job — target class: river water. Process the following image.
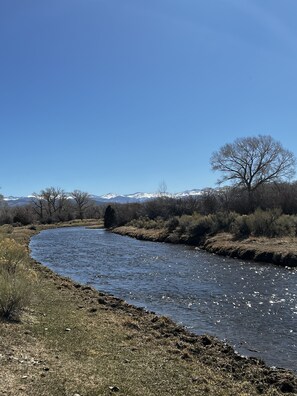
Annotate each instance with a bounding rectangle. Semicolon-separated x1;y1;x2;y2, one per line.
29;227;297;372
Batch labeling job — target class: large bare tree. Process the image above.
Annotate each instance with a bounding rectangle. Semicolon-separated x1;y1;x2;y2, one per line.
71;190;92;219
31;187;67;221
210;135;296;204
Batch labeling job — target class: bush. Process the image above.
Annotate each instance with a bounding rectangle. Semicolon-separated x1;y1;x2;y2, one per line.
272;215;297;237
230;215;251;238
0;270;32;320
188;215;214;242
210;211;238;233
248;209;282;237
165;217;179;232
0;239;35;320
128;216;165;230
0;238;28;271
176;215;193;237
230;209;297;238
173;213;216;242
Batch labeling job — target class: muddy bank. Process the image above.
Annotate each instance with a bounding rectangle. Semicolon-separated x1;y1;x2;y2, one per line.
112;226;297;267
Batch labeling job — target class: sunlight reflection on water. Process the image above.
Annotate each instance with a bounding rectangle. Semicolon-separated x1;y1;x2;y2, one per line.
30;227;297;372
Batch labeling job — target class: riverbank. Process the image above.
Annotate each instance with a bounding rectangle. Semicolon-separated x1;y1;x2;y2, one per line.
112;226;297;267
1;224;297;395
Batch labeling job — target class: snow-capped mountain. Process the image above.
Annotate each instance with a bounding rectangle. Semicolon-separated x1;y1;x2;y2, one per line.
90;189;203;204
3;189;203;206
3;196;33;207
95;192;158;203
173;189;203;198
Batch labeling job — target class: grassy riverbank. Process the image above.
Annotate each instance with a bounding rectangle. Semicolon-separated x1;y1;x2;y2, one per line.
112;226;297;267
0;223;296;395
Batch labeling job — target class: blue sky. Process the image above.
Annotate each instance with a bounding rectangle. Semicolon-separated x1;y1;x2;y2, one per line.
1;0;297;197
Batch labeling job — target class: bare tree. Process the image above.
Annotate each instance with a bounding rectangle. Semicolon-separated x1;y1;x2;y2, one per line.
71;190;92;219
31;192;45;221
210;135;296;208
42;187;67;219
200;188;219;214
31;187;68;222
157;180;168;197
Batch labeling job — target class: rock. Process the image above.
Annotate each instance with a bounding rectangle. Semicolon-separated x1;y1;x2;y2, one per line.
109;385;120;392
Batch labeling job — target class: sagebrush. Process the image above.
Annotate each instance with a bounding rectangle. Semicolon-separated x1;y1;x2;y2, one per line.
0;238;35;320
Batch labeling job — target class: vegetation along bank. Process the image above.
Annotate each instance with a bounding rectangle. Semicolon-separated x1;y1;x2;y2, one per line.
104;135;297;266
108;207;297;268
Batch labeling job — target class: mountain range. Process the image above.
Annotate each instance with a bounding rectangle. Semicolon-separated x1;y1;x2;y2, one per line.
3;189;203;206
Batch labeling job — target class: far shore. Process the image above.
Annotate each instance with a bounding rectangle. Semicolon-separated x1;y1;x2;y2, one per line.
112;226;297;268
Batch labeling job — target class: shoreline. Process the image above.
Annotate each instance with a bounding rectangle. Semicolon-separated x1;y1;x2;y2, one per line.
30;257;297;393
1;223;296;395
112;226;297;268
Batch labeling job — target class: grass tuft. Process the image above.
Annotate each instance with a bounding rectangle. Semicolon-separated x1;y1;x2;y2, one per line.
0;238;36;321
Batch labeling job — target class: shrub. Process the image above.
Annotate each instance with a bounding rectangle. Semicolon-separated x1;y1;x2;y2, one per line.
210;211;238;233
165;217;179;232
247;209;281;237
0;239;35;320
272;215;297;237
176;215;193;237
188;215;215;242
0;238;28;272
230;215;251;238
128;216;165;230
230;209;297;238
128;217;146;228
0;270;32;320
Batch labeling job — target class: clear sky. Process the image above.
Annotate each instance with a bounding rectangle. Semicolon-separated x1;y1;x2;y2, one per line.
1;0;297;197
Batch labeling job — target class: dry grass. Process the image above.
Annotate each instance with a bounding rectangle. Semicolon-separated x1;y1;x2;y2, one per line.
203;233;297;266
0;225;296;395
113;226;169;242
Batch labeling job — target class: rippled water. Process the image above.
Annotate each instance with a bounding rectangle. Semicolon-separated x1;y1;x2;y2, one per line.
29;227;297;372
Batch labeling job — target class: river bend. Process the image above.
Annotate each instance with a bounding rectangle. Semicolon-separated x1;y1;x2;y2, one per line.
29;227;297;372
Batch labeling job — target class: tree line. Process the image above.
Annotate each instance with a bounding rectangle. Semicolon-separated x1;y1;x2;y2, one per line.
104;135;297;240
0;188;103;225
1;135;297;236
103;182;297;226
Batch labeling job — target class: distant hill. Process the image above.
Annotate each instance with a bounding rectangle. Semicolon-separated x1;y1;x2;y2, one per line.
3;189;203;206
3;196;34;207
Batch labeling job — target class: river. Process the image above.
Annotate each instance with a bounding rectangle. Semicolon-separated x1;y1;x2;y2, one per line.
29;227;297;372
